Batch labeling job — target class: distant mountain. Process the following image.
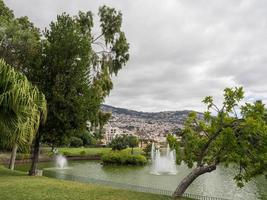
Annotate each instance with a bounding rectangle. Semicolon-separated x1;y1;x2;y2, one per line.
101;104;200;123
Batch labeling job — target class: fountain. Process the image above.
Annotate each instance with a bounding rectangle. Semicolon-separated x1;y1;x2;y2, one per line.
55;154;68;169
150;142;177;175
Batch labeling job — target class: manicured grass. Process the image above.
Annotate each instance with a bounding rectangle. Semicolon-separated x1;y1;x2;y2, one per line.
58;147;111;157
0;166;181;200
58;147;144;157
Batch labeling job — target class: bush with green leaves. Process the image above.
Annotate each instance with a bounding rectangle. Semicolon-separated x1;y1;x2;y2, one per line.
109;135;129;150
102;151;147;165
69;137;83;147
80;150;86;156
127;135;139;154
79;131;94;146
109;134;139;151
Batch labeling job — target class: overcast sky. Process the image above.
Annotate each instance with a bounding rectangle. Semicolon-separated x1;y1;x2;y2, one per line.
5;0;267;112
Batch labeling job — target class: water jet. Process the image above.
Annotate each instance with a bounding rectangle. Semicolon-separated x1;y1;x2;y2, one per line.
150;142;177;175
55;154;68;169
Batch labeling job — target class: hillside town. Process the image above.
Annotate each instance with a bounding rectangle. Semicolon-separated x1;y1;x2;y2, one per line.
101;105;194;145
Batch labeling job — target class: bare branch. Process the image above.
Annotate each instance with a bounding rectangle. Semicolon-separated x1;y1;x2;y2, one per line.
92;33;104;43
211;103;220;113
95;50;112;54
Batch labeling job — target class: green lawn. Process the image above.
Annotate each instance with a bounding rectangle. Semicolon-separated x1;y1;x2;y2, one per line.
0;166;182;200
58;147;144;157
58;147;111;157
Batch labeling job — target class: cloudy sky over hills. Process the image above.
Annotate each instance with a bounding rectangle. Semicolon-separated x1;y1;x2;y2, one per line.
5;0;267;112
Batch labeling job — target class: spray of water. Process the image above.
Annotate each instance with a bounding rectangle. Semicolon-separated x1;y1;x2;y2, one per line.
55;154;68;169
150;143;177;175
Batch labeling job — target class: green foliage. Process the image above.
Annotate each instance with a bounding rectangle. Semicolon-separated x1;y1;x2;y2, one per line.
177;87;267;187
40;12;93;146
102;151;147;165
127;135;139;154
69;137;83;147
166;134;182;164
110;135;129;150
109;135;139;151
39;6;129;147
143;143;152;156
79;150;86;156
0;59;47;149
58;147;111;157
0;2;42;81
0;0;129;148
128;135;139;148
78;131;95;146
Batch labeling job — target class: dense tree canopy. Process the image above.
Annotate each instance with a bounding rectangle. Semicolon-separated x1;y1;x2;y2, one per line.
0;1;41;81
40;7;129;147
173;87;267;197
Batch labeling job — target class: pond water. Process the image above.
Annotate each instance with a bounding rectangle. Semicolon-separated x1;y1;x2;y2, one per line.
15;161;267;200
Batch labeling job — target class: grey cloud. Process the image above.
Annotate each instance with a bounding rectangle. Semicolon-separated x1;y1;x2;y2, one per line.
5;0;267;112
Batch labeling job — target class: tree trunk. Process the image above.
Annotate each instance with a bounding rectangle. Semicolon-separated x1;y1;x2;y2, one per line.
173;164;217;197
9;143;18;170
131;147;134;155
28;132;41;176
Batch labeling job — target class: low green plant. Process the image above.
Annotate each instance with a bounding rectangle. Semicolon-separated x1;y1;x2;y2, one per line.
80;150;86;156
62;151;72;157
69;137;83;147
102;151;147;165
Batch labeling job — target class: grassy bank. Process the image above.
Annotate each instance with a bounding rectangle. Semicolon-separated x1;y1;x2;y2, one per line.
0;147;146;166
58;147;111;157
58;147;144;157
0;166;182;200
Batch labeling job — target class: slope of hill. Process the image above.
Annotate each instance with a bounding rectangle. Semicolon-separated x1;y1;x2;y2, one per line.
101;105;203;139
101;104;197;123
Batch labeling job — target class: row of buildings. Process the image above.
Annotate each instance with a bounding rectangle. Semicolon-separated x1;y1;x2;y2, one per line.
102;123;181;147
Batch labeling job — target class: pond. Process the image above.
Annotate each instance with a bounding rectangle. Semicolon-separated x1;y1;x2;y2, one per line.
15;160;267;200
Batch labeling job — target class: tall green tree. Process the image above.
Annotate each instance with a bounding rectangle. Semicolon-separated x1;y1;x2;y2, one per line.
0;59;47;170
40;6;129;147
173;87;267;197
29;6;129;175
127;135;139;154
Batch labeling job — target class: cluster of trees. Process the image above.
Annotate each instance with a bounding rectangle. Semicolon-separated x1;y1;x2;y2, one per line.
68;131;98;147
110;135;139;154
103;135;144;165
0;0;129;175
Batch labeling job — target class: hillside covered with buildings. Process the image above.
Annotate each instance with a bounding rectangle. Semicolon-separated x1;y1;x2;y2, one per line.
101;105;203;144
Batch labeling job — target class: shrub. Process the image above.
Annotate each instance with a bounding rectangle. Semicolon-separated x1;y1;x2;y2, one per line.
79;131;94;146
69;137;83;147
80;150;86;156
127;135;139;154
143;143;152;156
62;151;72;156
110;135;128;150
102;151;147;166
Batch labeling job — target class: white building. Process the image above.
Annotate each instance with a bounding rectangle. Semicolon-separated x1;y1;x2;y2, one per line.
103;123;138;144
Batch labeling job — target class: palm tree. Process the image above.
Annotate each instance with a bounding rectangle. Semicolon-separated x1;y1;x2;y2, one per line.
0;59;47;170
